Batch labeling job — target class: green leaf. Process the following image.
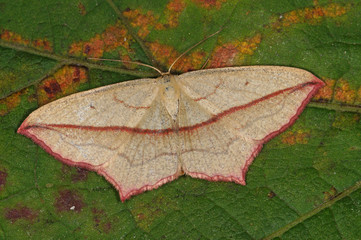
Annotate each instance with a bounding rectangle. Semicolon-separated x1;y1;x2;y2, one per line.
1;0;360;239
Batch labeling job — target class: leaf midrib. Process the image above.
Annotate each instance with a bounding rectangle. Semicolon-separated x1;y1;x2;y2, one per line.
263;180;361;240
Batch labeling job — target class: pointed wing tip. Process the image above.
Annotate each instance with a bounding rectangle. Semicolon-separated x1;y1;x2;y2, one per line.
312;75;325;87
17;119;28;135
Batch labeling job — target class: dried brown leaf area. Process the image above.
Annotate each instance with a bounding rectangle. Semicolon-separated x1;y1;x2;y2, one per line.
18;66;324;201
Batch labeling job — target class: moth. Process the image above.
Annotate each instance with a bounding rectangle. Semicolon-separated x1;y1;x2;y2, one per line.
18;62;324;201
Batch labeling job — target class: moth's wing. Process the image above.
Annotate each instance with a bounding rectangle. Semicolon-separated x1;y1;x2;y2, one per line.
176;66;324;184
18;78;181;201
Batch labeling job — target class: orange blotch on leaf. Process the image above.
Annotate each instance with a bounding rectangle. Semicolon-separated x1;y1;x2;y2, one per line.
37;66;87;105
281;130;310;145
123;3;186;37
148;41;205;72
0;90;23;116
273;3;348;29
123;9;158;38
313;78;335;102
334;79;356;104
69;21;132;58
209;43;238;68
193;0;227;9
167;0;186;12
209;34;262;68
0;29;53;52
165;0;186;28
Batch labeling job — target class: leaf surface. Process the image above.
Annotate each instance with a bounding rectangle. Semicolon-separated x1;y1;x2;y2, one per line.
0;0;360;239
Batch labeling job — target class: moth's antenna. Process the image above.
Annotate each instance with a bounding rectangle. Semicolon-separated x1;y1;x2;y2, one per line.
88;58;164;75
167;28;223;74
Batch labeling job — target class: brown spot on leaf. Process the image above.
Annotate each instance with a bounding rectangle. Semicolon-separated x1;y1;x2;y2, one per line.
43;80;61;95
0;90;23;116
5;205;38;223
193;0;226;9
1;29;52;52
71;168;88;182
313;78;335;102
69;21;132;58
0;168;7;191
78;2;87;15
272;3;349;29
92;208;113;234
37;66;87;105
323;186;338;201
357;86;361;104
268;191;276;199
130;195;178;231
281;130;310;145
54;189;84;213
334;79;356;104
32;39;52;52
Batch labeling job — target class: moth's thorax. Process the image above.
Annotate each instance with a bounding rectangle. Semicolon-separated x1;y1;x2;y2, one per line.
159;75;180;120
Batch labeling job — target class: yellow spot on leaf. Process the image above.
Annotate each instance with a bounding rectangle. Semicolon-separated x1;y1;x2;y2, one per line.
332;113;360;129
334;79;356;104
0;29;52;52
237;34;262;55
37;66;87;105
313;78;335;102
281;130;310;145
68;21;132;58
